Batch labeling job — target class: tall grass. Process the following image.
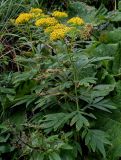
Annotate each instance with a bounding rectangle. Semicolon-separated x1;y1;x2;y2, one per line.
0;0;26;34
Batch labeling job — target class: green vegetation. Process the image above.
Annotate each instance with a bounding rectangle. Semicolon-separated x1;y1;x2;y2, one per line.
1;0;121;159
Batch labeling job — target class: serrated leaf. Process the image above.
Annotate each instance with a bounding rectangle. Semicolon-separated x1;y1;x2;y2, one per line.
84;129;110;158
79;77;97;87
70;112;89;131
12;95;36;108
70;113;78;126
40;112;75;133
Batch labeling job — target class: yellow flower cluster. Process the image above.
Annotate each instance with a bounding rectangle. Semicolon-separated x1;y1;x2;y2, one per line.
15;8;43;24
14;8;86;41
50;27;71;41
52;11;68;18
35;17;58;27
67;17;84;26
44;23;67;33
30;8;43;13
15;13;33;24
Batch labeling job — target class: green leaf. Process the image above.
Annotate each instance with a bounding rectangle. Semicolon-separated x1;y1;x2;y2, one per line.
49;152;61;160
118;1;121;11
111;42;121;75
86;43;117;57
70;112;89;131
30;152;44;160
79;77;97;87
84;129;110;158
61;150;75;160
92;84;115;98
0;134;10;143
91;99;116;112
34;96;57;111
0;87;15;94
110;11;121;22
40;112;75;133
96;110;121;159
0;144;14;154
99;29;121;44
95;4;107;17
73;141;82;156
12;94;36;108
61;144;73;150
9;108;26;130
90;56;113;63
13;69;38;86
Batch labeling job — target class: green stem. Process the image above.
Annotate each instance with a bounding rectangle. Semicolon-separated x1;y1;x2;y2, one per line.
27;23;35;54
66;40;79;111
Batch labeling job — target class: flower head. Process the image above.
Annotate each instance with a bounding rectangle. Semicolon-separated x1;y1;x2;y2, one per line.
52;11;68;18
15;13;33;24
30;8;43;13
67;17;84;26
44;23;67;34
50;27;71;41
29;8;43;18
35;17;58;27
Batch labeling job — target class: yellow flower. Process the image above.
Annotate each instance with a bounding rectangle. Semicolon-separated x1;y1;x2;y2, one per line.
15;13;33;24
32;13;41;18
30;8;43;13
67;17;84;26
50;27;71;41
54;23;67;29
35;17;58;27
52;11;68;18
44;23;67;34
